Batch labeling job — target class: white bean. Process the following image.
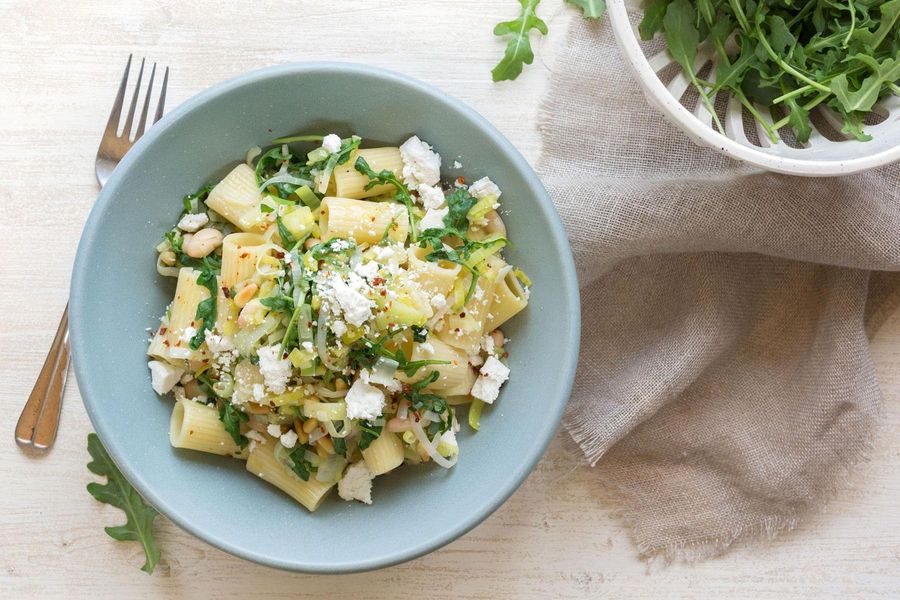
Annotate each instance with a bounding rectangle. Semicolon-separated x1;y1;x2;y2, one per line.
184;228;223;258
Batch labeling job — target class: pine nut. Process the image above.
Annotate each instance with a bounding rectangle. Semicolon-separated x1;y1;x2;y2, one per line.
160;250;177;266
302;418;319;434
233;283;258;308
490;329;506;349
184;227;224;258
317;436;335;454
334;379;348;391
304;237;321;250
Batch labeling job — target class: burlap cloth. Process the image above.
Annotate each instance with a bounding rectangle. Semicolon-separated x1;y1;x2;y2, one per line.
537;14;900;562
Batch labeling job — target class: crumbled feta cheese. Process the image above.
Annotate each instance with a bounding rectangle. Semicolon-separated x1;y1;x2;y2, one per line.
468;177;502;199
452;160;462;169
322;133;342;154
266;423;282;438
331;319;348;337
327;274;374;326
355;260;379;281
181;326;197;343
252;383;266;401
246;430;265;443
417;184;446;210
419;342;435;355
301;341;314;352
148;360;184;395
470;356;510;404
420;207;448;230
177;212;210;232
204;330;235;353
280;429;298;448
345;377;385;420
399;135;441;188
257;345;292;394
468;354;484;367
431;294;447;309
338;461;374;504
481;334;496;354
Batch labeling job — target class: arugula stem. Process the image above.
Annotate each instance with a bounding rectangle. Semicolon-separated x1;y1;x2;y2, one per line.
889;82;900;95
728;0;751;33
770;91;830;131
843;0;856;47
754;20;831;93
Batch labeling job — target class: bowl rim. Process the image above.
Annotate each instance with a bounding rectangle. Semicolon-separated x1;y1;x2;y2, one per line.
607;0;900;177
69;61;581;573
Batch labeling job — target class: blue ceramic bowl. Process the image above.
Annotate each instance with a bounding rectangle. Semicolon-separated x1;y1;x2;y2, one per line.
70;63;579;573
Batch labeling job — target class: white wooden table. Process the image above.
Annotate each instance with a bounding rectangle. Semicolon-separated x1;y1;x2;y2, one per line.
2;1;898;597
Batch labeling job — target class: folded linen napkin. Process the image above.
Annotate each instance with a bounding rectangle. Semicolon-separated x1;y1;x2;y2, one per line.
537;14;900;562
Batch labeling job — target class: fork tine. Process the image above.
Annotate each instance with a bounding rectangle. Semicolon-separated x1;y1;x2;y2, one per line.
103;54;132;136
154;66;169;124
134;63;157;140
121;58;145;139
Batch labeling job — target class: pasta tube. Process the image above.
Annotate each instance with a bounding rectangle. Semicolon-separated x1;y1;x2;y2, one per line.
147;267;211;362
220;232;268;288
362;431;404;476
406;245;461;299
332;147;402;199
319;196;409;245
397;338;474;396
169;398;246;458
246;437;335;512
205;163;266;231
485;265;529;332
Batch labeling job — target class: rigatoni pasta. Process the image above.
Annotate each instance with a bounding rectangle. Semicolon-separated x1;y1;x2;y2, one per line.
146;131;531;511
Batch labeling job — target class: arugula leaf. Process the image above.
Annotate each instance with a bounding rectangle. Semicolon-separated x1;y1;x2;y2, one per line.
353;156;417;241
565;0;606;19
86;433;161;574
407;371;449;415
358;420;383;450
491;0;548;82
218;402;248;447
332;436;347;457
189;256;219;350
310;237;358;261
443;187;478;232
412;325;428;343
260;293;294;313
286;445;316;481
639;0;669;40
276;215;297;249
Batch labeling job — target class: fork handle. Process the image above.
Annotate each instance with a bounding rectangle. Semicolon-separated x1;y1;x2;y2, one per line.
15;303;70;451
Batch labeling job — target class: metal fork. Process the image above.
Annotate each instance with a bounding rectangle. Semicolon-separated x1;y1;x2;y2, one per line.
15;56;169;452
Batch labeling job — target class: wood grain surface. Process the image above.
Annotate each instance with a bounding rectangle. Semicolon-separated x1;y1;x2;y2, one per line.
1;1;898;597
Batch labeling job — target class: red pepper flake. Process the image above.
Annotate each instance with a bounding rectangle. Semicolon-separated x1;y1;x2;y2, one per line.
372;277;385;286
163;340;170;347
459;312;466;318
379;289;387;297
222;287;231;298
414;413;421;422
159;327;168;335
240;252;249;259
455;176;466;186
274;251;285;259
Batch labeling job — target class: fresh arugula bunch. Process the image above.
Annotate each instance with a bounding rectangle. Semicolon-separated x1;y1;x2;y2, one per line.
641;0;900;142
86;434;161;574
491;0;606;81
353;156;418;241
